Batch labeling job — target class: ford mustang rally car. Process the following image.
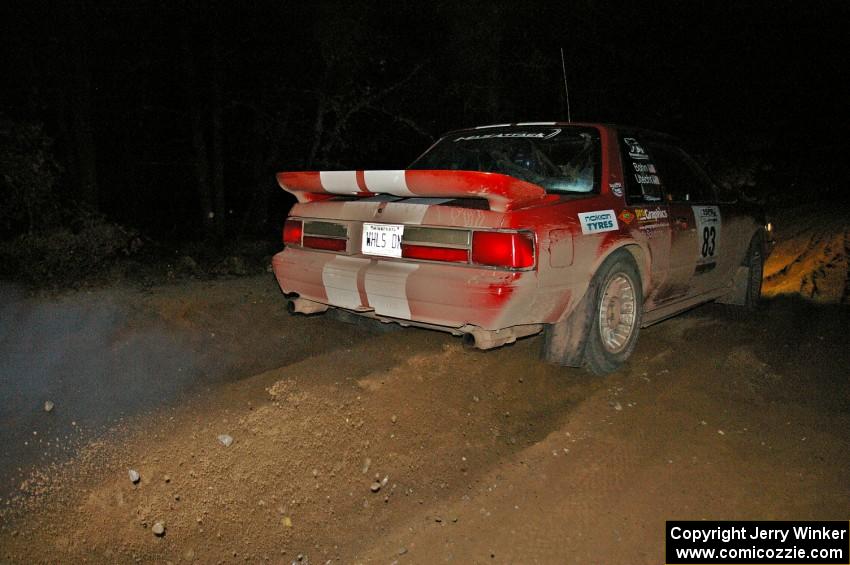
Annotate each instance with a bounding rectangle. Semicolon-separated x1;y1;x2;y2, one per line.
272;123;769;374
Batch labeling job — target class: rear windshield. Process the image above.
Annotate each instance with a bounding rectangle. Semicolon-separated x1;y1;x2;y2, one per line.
409;126;601;194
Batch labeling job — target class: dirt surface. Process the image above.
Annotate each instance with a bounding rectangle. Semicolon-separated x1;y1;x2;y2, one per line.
0;277;362;505
763;203;849;304
1;223;849;563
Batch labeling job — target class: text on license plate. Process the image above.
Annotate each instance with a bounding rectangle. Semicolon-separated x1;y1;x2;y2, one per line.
362;223;404;258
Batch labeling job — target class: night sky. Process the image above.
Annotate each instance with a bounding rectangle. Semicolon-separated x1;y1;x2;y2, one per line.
1;1;847;241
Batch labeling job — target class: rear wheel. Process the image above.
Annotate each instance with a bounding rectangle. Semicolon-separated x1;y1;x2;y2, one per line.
542;250;643;375
583;252;643;376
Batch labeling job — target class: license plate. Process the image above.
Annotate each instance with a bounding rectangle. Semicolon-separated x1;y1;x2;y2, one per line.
361;223;404;258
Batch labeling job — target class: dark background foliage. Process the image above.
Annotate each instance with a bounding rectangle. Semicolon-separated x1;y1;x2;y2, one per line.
1;0;847;283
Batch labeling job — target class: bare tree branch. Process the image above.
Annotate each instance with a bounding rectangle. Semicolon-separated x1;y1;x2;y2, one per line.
320;63;426;160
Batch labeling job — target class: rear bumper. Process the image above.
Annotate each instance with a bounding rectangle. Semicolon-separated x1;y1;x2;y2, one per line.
272;247;542;330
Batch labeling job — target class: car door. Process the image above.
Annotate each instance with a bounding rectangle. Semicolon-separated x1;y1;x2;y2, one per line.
646;142;724;298
617;134;679;305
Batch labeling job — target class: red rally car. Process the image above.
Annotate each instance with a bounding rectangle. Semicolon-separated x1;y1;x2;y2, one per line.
272;123;770;374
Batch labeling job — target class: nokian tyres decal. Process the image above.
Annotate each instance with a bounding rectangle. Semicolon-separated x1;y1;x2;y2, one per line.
692;205;721;265
578;210;619;235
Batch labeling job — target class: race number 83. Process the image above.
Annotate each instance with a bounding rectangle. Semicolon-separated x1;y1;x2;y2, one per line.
701;226;716;257
692;206;721;263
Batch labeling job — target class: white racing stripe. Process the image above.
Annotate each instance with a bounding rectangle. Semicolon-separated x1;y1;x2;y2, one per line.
321;256;369;309
319;171;359;194
335;196;434;226
379;202;430;225
364;261;419;319
364;170;414;196
340;200;382;219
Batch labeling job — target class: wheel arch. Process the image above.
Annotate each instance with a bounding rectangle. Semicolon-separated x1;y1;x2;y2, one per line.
620;243;649;295
542;241;646;371
593;241;649;300
744;226;767;265
553;240;648;325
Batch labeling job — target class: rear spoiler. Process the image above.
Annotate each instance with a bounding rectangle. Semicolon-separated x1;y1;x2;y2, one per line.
276;170;548;213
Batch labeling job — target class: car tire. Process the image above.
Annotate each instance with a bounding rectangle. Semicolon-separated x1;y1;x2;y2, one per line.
743;236;764;310
582;251;643;376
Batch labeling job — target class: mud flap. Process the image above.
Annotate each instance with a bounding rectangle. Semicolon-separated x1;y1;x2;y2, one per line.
542;280;598;367
716;266;749;306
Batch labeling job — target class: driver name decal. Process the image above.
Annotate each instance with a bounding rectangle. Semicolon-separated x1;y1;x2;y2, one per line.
578;210;619;234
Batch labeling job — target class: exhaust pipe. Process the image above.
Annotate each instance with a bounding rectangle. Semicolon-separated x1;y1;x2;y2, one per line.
462;333;477;350
286;297;329;315
461;324;543;350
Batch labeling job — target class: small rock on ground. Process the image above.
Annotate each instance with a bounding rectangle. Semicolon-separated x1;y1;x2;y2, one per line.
152;522;165;536
128;469;140;484
217;434;234;447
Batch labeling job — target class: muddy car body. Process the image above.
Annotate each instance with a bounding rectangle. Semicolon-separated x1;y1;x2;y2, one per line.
272;123;768;374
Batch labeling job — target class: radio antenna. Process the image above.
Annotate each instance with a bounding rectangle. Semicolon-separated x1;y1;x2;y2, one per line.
560;47;571;122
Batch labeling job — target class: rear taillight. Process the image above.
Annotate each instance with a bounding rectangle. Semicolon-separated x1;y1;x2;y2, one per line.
303;236;347;252
471;231;535;269
284;219;347;252
402;244;468;263
283;219;303;245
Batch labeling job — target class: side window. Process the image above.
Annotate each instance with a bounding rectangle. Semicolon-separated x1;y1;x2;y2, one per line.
679;150;719;203
647;143;717;204
619;135;663;204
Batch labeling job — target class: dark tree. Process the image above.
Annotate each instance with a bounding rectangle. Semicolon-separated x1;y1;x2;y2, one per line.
65;1;99;207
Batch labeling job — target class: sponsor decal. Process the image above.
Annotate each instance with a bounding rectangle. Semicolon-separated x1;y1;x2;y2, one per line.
623;137;649;160
609;182;624;197
696;206;719;221
454;129;561;142
635;208;669;222
692;205;722;266
618;209;635;224
639;222;667;238
578;209;619;235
